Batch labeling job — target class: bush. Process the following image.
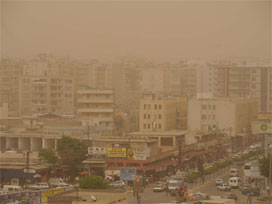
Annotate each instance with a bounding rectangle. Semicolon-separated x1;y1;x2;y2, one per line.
79;176;109;189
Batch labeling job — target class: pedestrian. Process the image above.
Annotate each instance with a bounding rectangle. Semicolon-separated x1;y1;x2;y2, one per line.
165;182;169;196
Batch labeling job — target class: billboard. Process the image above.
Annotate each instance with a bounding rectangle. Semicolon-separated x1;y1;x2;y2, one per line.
88;147;106;155
252;122;272;134
134;148;147;160
120;168;136;181
257;113;271;121
127;148;134;160
107;147;127;158
41;188;65;203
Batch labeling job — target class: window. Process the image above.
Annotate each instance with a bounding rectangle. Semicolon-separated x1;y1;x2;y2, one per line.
213;105;216;110
148;114;150;119
144;124;146;129
158;114;161;119
159;104;162;109
159;124;161;129
144;104;146;109
202;115;206;120
202;105;206;110
154;104;157;109
148;104;151;109
148;124;151;129
144;114;146;119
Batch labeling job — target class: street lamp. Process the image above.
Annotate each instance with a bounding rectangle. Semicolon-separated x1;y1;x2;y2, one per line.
75;177;79;202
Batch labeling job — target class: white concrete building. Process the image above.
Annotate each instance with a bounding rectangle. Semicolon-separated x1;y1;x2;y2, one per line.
188;97;258;136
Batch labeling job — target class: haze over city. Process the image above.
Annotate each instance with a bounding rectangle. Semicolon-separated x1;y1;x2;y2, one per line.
1;0;271;61
1;1;272;204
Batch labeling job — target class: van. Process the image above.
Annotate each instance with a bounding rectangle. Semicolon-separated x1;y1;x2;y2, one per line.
229;168;238;177
48;178;69;187
229;177;240;188
167;180;179;192
3;185;22;192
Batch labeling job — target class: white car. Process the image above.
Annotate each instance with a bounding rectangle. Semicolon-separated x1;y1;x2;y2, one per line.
109;181;125;189
215;178;224;186
153;184;165;192
217;184;231;191
29;182;50;190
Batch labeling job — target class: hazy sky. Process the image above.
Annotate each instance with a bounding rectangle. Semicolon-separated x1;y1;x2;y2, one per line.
1;0;271;61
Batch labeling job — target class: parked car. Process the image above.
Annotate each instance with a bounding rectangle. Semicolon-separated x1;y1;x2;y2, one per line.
2;185;22;193
241;186;260;196
109;180;125;189
217;183;231;191
215;178;224;186
29;182;50;190
222;193;238;200
153;184;165;192
48;178;69;188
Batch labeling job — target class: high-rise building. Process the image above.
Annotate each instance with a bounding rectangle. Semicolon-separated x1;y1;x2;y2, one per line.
207;63;272;112
139;93;187;132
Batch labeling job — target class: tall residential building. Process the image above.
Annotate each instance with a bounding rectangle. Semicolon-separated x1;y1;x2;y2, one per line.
139;93;187;132
141;66;183;96
0;59;23;115
19;57;74;116
188;97;258;136
207;63;272;112
77;89;114;135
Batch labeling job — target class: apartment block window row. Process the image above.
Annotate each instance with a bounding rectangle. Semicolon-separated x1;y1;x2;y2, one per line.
143;114;151;119
143;123;161;129
144;104;161;110
201;115;215;120
201;105;216;110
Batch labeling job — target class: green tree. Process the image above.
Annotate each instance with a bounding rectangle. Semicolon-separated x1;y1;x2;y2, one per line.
57;136;88;168
79;176;109;189
259;154;270;178
38;148;57;164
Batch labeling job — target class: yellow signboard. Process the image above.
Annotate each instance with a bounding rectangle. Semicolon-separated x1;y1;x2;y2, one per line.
257;113;271;121
127;149;134;160
107;147;127;158
41;188;65;203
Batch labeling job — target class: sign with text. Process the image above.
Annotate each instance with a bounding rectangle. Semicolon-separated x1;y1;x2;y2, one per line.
257;113;272;121
88;147;106;155
120;168;136;181
107;147;127;158
134;148;147;160
252;122;272;134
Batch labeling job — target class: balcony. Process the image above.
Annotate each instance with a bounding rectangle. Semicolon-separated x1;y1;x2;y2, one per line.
77;108;113;113
77;98;113;103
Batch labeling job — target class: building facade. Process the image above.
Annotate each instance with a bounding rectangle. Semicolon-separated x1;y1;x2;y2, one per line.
77;89;114;135
139;93;187;132
188;97;258;136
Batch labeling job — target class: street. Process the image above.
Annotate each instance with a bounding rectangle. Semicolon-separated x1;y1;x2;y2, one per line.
127;165;264;204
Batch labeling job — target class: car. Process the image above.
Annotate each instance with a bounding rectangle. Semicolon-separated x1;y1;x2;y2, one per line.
153;184;165;192
215;178;224;186
217;183;231;191
29;182;50;190
109;180;125;189
222;193;238;200
49;178;69;188
242;187;261;196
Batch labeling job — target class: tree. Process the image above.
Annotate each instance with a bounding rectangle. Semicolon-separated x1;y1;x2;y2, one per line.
259;154;270;178
79;176;109;189
38;148;57;164
57;136;88;168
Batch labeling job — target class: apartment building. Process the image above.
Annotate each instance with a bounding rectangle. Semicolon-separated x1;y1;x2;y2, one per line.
77;89;114;135
188;97;258;136
0;59;23;115
207;63;272;112
139;93;187;132
141;67;183;96
19;58;74;116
